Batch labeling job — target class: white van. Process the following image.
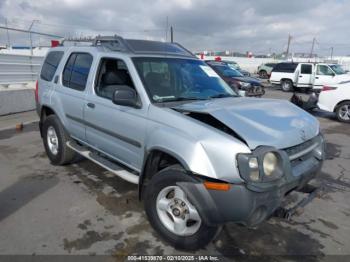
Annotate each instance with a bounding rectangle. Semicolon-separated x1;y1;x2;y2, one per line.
270;62;350;92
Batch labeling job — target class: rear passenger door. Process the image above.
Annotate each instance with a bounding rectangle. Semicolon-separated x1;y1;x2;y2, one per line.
54;52;93;141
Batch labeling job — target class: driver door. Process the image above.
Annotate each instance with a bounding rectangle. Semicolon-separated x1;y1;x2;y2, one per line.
84;57;147;171
313;64;336;88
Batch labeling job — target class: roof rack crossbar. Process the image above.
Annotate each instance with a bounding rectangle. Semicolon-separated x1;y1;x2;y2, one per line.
92;35;131;52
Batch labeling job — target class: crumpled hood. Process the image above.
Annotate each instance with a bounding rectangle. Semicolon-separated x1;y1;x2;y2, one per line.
173;97;319;149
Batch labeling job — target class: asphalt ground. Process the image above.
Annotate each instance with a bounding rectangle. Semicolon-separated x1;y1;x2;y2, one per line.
0;87;349;261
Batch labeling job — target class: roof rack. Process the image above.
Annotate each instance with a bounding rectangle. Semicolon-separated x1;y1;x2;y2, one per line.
62;35;196;58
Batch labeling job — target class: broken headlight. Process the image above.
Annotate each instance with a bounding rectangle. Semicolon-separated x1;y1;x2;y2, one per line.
237;149;284;183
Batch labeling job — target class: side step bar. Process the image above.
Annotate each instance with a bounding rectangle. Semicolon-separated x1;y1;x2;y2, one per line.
67;141;139;184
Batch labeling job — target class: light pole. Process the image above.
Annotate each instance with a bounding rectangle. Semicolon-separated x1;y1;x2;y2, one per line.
29;19;40;56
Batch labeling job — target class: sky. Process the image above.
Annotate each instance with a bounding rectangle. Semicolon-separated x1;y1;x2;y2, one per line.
0;0;349;55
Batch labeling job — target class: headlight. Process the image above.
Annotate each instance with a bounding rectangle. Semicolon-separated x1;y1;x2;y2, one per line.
262;152;283;181
237;150;284;183
263;152;278;176
248;157;259;181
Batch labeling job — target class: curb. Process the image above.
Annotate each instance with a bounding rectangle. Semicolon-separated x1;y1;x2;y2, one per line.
0;120;39;132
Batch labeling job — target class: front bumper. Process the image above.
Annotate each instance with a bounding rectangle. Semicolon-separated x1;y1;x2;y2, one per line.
178;136;324;227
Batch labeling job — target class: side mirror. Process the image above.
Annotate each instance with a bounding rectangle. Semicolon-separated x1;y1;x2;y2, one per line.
112;86;139;108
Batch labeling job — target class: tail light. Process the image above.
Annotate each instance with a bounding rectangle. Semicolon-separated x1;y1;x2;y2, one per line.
322;85;337;92
35;80;39;103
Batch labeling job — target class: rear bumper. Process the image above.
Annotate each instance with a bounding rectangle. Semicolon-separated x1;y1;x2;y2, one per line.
178;146;323;227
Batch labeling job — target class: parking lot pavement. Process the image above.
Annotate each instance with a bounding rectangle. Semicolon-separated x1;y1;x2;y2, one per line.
0;88;349;259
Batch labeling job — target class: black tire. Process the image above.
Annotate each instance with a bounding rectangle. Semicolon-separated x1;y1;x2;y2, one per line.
42;115;76;165
281;79;293;92
144;165;219;250
335;101;350;123
259;70;268;79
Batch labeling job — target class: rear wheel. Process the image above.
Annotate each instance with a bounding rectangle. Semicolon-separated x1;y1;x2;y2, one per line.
335;101;350;123
144;165;219;250
281;79;293;92
42;115;77;165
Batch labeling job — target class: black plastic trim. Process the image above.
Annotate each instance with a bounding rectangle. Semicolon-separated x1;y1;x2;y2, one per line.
66;114;142;148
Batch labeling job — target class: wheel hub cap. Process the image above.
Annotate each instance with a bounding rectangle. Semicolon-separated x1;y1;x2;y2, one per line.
156;186;201;236
339;105;350;120
47;126;59;155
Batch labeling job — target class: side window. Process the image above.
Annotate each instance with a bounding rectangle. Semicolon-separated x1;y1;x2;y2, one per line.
62;54;76;87
301;64;312;74
62;53;93;91
317;65;334;76
95;58;135;100
40;51;64;81
273;63;297;73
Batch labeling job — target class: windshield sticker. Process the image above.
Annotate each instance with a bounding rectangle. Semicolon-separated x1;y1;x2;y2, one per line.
200;65;220;77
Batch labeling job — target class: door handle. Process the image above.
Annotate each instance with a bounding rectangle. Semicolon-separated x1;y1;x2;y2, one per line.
315;77;319;79
87;103;95;109
299;75;303;78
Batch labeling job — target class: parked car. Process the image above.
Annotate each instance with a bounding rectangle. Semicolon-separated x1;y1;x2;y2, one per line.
257;62;277;78
317;82;350;122
36;36;325;250
222;60;251;76
206;60;265;97
269;62;350;92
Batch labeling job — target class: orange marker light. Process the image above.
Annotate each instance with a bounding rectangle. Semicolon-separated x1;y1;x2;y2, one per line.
204;181;231;191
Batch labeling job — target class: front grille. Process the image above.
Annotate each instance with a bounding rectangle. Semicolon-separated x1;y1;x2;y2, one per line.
284;136;320;161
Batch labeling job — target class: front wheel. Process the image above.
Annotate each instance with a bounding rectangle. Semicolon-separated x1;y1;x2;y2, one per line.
336;101;350;123
144;166;219;250
281;79;293;92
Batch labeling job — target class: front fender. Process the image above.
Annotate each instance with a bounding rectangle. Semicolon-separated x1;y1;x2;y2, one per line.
144;126;217;179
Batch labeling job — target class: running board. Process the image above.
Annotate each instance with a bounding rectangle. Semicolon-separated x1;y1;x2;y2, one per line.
66;141;139;184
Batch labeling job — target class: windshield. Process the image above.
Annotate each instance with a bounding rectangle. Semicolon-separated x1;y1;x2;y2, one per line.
329;64;347;75
133;57;237;102
211;64;243;77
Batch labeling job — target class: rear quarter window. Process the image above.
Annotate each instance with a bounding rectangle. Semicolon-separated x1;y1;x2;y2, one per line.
40;51;64;81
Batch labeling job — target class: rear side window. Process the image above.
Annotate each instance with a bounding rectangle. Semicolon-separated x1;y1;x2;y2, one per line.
40;51;64;81
273;63;298;73
301;64;312;74
62;53;93;91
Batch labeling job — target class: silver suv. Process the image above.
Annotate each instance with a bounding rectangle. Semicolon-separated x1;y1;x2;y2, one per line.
36;36;325;250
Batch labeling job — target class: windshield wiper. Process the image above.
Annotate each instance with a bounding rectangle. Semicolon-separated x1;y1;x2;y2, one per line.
208;94;237;99
156;96;207;102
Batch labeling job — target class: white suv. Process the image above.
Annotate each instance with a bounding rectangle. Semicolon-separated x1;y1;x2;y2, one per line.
270;62;350;92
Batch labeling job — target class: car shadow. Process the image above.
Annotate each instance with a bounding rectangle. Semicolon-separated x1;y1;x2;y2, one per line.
0;175;59;222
